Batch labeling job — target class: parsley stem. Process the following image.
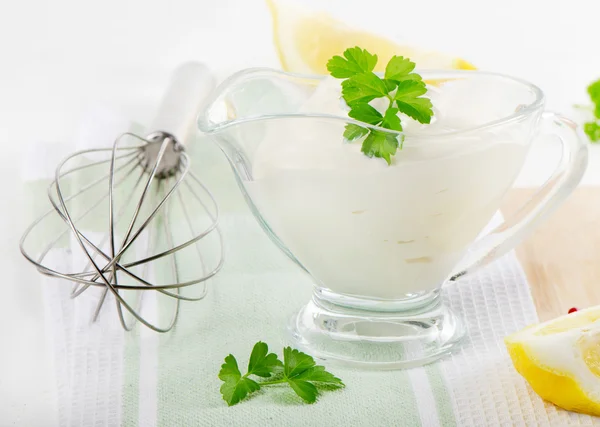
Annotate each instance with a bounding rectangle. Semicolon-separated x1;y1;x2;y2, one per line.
259;378;288;386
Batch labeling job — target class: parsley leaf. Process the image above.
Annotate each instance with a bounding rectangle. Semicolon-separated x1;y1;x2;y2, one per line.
342;72;389;105
585;122;600;142
327;47;433;163
580;78;600;143
283;346;316;377
361;130;401;165
218;354;260;406
218;343;344;406
282;347;344;403
327;46;378;78
384;55;416;81
344;47;378;73
247;341;283;377
292;366;345;395
292;365;344;387
348;103;383;125
396;97;433;124
287;380;318;404
394;80;433;124
395;79;428;98
588;80;600;108
343;123;369;141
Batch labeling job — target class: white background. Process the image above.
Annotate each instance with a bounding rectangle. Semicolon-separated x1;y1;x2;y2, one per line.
0;0;597;424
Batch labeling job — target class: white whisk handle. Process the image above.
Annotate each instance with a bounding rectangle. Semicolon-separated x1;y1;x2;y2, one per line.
150;62;215;145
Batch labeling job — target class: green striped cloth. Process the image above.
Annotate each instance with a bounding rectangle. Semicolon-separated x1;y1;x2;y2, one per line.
31;135;599;426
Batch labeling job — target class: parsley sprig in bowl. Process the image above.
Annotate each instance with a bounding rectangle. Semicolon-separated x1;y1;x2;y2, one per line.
327;47;434;164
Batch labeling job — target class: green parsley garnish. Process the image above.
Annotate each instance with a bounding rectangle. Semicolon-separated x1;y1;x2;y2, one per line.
326;46;434;164
218;342;344;406
582;79;600;142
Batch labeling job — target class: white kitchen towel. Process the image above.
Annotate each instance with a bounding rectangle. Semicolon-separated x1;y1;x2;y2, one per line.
26;129;600;426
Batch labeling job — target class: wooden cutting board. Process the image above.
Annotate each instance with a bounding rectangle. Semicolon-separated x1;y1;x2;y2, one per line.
501;187;600;321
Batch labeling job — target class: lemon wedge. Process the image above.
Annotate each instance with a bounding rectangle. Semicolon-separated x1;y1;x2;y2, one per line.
505;306;600;416
266;0;476;74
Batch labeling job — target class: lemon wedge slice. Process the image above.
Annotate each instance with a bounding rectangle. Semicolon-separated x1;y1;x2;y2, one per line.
266;0;476;74
505;306;600;416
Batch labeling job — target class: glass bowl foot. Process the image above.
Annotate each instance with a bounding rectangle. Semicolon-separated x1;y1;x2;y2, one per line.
288;289;465;370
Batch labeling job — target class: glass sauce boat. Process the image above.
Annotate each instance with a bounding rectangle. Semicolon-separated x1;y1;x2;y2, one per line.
198;68;587;369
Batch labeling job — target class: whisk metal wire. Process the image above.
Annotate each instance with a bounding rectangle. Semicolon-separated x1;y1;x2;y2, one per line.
20;131;224;333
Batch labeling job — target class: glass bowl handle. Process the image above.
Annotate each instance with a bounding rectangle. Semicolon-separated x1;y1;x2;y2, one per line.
448;112;588;282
